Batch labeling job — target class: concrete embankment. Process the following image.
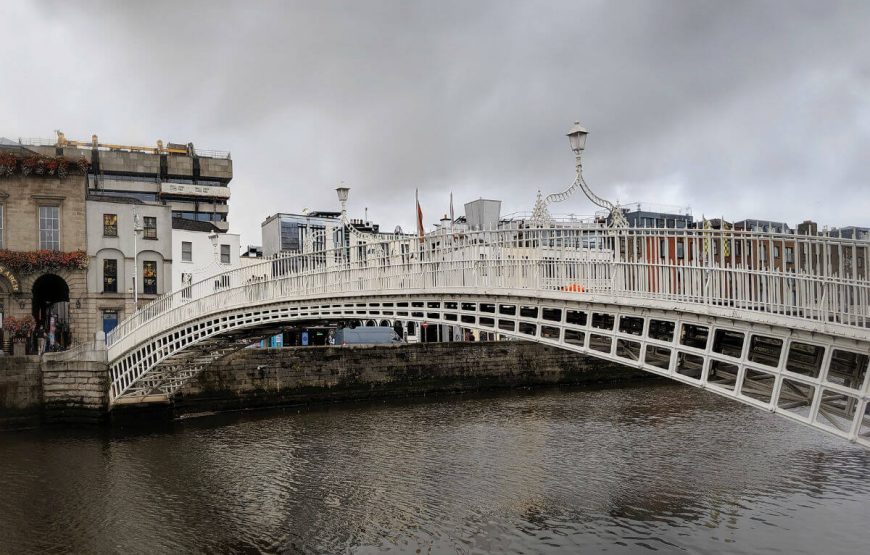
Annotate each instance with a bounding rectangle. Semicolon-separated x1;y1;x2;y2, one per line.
173;341;652;416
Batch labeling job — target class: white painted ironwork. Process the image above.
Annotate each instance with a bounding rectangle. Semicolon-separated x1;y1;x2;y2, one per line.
532;121;629;227
537;161;629;228
105;224;870;446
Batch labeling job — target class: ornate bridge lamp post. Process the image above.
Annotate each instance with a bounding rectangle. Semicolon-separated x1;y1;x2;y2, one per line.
531;121;629;228
336;184;350;219
335;184;386;264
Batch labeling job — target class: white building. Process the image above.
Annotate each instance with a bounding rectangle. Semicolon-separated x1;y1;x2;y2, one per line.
171;219;240;292
86;195;173;333
261;211;348;258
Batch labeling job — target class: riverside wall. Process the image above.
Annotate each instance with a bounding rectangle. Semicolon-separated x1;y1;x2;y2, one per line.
0;355;42;429
0;346;109;429
0;342;653;427
174;341;652;415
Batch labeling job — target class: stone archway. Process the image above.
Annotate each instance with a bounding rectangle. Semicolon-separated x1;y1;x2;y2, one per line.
0;263;21;295
31;274;70;350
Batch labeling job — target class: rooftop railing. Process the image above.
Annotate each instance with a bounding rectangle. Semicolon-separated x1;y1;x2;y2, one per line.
15;138;231;159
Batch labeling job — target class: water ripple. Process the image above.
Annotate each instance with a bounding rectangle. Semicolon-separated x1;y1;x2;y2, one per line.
1;383;868;554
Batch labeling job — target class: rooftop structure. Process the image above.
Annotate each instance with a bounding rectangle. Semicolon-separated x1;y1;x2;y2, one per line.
733;219;790;234
261;211;387;258
464;199;501;230
241;245;263;259
15;132;233;231
832;226;870;240
621;203;694;229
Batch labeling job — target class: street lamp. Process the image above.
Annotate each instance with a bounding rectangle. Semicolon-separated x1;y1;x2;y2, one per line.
208;232;219;263
132;210;143;309
336;184;350;218
334;182;385;260
566;121;588;154
530;120;628;228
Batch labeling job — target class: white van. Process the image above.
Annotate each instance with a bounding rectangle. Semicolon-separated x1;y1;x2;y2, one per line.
334;327;404;345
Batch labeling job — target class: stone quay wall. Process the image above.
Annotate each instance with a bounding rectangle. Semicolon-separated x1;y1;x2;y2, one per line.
0;342;651;428
42;358;108;424
0;355;42;428
175;341;651;415
0;345;109;428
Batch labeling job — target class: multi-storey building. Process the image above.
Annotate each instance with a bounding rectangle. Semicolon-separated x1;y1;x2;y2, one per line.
261;211;388;258
2;133;234;348
0;140;91;351
24;132;233;230
86;195;173;334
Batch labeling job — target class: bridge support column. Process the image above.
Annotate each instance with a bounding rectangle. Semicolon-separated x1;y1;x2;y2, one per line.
41;334;109;424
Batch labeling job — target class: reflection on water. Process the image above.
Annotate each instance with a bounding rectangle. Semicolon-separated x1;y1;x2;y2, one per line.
1;383;868;554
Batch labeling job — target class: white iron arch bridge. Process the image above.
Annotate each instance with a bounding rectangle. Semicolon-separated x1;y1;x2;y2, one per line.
105;224;870;447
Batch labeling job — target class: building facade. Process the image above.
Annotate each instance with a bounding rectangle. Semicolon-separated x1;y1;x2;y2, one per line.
86;195;173;334
22;132;232;230
262;211;347;258
0;143;91;351
171;219;240;292
622;204;694;229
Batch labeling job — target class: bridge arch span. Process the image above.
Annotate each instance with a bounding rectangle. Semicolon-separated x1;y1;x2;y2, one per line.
103;225;870;446
109;292;870;447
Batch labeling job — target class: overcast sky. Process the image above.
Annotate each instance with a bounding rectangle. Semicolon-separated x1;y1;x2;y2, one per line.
2;0;868;245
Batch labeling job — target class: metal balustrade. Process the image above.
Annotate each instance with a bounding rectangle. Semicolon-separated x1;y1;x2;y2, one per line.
108;226;870;352
104;224;870;445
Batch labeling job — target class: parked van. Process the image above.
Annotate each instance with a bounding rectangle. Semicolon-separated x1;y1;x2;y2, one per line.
334;327;403;345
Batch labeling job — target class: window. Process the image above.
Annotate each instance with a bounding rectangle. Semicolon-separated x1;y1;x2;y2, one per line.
220;244;231;264
773;246;780;259
181;241;192;262
39;206;60;250
143;216;157;239
173;211;227;222
103;259;117;293
280;220;301;251
785;247;794;264
676;241;685;259
143;261;157;294
103;213;118;237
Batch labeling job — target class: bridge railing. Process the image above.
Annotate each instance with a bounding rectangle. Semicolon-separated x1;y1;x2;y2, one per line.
106;226;870;356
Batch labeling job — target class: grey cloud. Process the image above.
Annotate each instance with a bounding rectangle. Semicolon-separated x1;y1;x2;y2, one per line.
2;0;868;245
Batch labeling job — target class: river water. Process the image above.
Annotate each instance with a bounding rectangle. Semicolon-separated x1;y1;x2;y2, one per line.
1;383;868;554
